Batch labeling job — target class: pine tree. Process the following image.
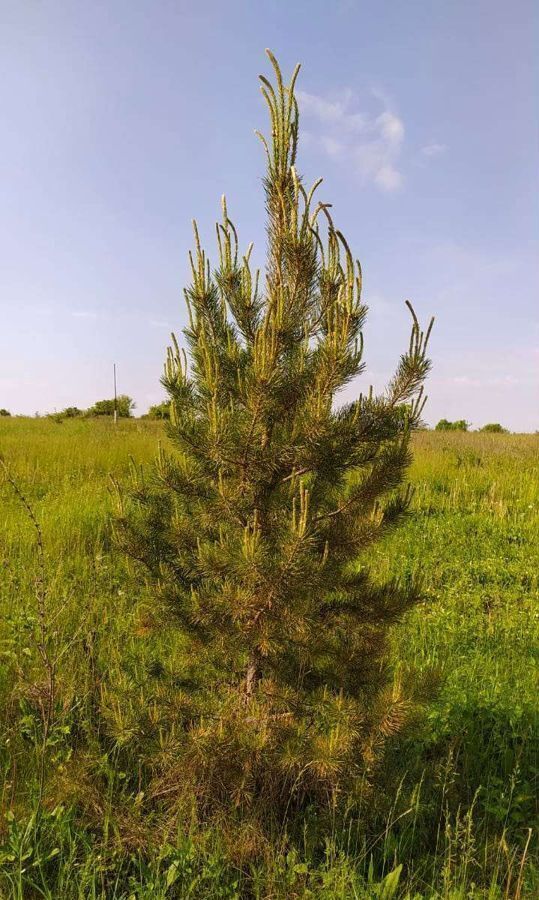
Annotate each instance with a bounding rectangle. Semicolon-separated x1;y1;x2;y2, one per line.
117;51;433;833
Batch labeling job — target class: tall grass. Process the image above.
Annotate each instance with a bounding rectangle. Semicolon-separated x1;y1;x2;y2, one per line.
0;419;537;897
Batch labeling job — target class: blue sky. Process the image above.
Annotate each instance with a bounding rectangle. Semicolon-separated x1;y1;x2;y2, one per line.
1;0;538;430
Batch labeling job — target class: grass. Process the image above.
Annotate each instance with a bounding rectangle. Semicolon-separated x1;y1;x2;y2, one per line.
0;418;537;897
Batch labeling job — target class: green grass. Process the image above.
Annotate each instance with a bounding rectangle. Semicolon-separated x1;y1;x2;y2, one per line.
0;419;537;897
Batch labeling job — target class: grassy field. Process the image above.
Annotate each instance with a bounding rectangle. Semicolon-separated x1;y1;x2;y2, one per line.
0;418;537;897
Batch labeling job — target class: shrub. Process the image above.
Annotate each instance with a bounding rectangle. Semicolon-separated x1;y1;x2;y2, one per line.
435;418;469;431
87;395;135;418
144;401;170;420
480;423;508;433
59;406;84;419
0;408;11;416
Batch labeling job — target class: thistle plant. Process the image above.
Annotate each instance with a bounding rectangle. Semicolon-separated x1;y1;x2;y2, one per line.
117;51;433;832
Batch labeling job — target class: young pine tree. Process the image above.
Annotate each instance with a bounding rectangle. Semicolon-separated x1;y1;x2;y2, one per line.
117;52;433;831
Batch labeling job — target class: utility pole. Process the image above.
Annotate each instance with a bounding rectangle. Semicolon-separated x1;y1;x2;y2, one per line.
113;363;118;425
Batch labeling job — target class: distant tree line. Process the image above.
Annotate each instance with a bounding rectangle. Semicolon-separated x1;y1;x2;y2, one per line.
434;419;509;433
0;405;518;434
48;395;136;419
52;396;171;420
0;398;173;420
0;405;516;434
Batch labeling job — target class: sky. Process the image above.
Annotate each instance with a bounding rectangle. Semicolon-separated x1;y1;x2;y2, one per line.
1;0;538;430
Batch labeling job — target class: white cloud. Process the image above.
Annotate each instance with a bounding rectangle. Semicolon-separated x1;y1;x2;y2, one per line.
375;164;402;191
421;141;447;157
297;88;404;192
377;110;404;144
298;89;365;131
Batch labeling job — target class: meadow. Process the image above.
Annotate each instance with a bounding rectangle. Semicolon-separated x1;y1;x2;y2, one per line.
0;417;537;898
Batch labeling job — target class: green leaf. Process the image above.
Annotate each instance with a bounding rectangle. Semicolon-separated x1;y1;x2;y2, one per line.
378;864;403;899
293;862;309;875
166;860;180;888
